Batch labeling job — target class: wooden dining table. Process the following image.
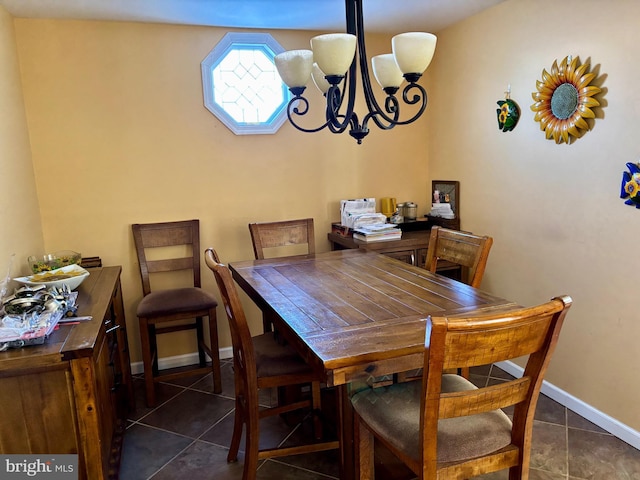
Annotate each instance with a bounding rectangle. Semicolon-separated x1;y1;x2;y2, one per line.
229;249;518;479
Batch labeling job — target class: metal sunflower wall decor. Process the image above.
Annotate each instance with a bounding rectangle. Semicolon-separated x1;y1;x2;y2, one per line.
530;56;601;144
621;162;640;208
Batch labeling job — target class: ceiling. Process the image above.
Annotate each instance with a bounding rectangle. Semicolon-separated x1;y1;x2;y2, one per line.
0;0;506;34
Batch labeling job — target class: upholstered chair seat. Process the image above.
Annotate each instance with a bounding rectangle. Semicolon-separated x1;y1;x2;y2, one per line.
352;374;512;464
137;287;217;317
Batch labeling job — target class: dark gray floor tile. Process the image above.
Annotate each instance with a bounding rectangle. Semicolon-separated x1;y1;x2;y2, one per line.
140;388;235;438
276;448;340;478
568;428;640;479
200;408;299;452
151;440;248;480
534;394;567;426
475;467;567;479
530;421;568;475
258;459;340;480
128;377;185;421
489;365;515;380
566;409;607;434
119;423;194;480
470;364;492;376
191;362;235;397
277;417;341;478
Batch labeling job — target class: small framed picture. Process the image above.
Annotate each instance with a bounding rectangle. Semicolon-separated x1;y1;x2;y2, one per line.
432;180;459;218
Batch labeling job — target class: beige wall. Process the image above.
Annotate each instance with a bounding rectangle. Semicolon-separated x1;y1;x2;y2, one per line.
10;20;430;361
0;6;43;288
428;0;640;429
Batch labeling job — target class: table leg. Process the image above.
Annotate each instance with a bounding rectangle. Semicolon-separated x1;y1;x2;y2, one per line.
337;384;355;480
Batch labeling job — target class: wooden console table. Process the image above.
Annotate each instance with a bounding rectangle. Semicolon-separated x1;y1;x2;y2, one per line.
0;266;134;480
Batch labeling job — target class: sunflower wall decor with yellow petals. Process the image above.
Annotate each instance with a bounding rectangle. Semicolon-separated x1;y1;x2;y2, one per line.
530;56;601;144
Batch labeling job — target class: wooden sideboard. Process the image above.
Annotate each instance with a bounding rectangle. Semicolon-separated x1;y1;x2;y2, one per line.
0;266;134;480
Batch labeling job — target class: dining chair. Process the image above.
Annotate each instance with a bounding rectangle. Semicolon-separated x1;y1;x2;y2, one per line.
248;218;315;333
424;226;493;288
132;220;222;407
204;248;339;480
351;295;572;480
411;226;494;380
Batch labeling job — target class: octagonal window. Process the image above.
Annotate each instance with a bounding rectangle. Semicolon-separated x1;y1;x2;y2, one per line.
201;32;290;135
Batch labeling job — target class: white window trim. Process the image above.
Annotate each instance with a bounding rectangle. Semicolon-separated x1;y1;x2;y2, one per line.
201;32;290;135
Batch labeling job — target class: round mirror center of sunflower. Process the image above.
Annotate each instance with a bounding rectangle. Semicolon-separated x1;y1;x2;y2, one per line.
550;83;579;120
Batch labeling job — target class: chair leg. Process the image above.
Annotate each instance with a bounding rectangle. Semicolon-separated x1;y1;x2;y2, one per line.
311;381;323;440
150;324;159;376
459;367;470;379
196;316;206;366
139;317;157;408
354;414;375;480
208;308;222;393
227;401;244;463
243;411;260;480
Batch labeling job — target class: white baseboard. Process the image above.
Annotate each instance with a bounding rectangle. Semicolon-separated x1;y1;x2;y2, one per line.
130;347;233;375
495;360;640;451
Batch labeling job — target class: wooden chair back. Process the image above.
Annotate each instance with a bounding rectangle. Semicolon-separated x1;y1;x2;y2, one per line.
204;248;258;403
417;296;572;478
132;219;202;295
424;226;493;288
249;218;315;260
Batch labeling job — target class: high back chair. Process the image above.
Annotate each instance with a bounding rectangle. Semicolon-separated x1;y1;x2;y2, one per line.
248;218;315;333
204;248;339;480
424;226;493;288
249;218;315;260
351;295;572;480
132;220;222;407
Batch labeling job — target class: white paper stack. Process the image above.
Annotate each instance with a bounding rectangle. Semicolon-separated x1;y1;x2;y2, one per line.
429;203;455;219
353;223;402;242
340;198;379;228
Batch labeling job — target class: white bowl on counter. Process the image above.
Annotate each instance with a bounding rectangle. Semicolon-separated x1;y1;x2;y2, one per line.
14;264;90;291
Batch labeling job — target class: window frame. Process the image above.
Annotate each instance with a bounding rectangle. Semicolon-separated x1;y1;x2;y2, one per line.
201;32;290;136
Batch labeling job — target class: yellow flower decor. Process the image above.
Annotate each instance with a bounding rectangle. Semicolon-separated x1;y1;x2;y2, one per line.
530;56;601;144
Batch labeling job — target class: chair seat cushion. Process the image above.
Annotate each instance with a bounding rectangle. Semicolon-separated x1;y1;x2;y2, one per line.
137;287;218;318
351;374;513;464
253;333;315;378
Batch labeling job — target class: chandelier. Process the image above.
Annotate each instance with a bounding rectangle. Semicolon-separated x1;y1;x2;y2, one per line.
274;0;437;144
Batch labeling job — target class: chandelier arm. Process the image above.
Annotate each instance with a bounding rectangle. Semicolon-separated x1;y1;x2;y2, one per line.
363;96;400;131
326;81;353;132
284;95;332;133
391;83;429;126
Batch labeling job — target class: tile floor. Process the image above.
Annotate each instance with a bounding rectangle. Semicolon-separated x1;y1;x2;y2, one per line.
119;361;640;480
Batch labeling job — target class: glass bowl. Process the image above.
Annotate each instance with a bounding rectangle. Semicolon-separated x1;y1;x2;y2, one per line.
28;250;82;274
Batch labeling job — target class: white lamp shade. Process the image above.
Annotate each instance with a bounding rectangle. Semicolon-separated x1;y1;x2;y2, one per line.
274;49;313;88
311;62;331;94
372;54;404;89
310;33;356;76
392;32;437;75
